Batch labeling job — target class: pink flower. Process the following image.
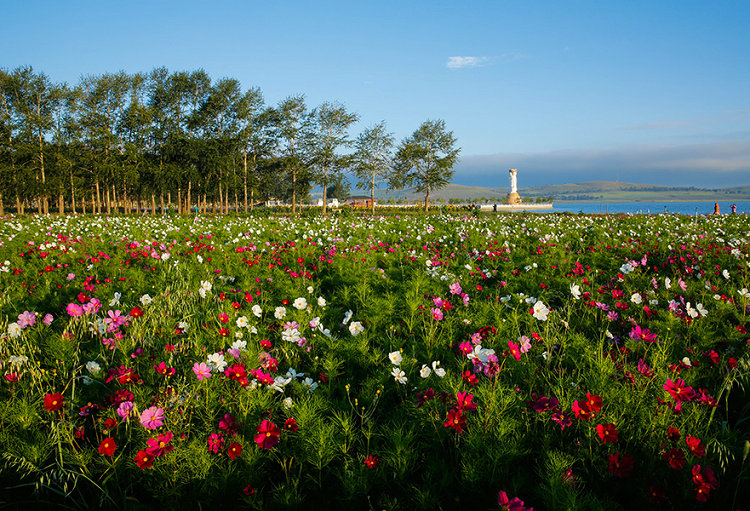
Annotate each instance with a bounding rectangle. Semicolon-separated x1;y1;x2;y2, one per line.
17;311;36;329
66;303;84;317
140;406;165;429
519;336;532;353
431;308;443;321
42;314;53;326
117;401;134;420
193;362;212;381
449;282;462;295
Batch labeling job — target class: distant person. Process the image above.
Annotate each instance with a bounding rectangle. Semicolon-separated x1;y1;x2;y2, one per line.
731;203;737;214
714;203;720;215
493;203;497;212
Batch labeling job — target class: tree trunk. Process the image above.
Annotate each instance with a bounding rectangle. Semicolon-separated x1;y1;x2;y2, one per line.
424;186;430;212
251;189;254;212
95;181;101;214
106;186;111;215
234;192;238;215
292;167;297;215
151;195;156;216
177;188;182;215
58;192;64;215
160;193;165;215
167;191;172;213
0;193;4;216
187;181;192;214
371;183;375;216
243;149;248;213
322;168;328;216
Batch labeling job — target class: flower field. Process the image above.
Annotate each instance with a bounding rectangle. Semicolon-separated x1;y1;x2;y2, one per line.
0;212;748;510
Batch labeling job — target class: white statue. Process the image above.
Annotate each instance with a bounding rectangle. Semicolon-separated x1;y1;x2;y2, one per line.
509;168;518;194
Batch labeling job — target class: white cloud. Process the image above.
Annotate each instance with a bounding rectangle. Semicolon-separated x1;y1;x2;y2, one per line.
446;56;489;69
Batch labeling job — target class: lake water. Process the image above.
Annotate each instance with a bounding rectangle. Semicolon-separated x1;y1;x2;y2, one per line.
548;201;750;216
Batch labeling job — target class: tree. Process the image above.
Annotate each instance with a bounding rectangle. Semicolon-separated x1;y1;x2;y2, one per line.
275;95;310;215
307;101;358;215
352;121;394;216
390;119;460;212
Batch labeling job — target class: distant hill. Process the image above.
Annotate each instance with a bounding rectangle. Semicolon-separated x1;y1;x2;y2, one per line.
363;181;750;203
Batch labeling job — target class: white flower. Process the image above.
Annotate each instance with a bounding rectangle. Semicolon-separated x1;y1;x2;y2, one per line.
665;277;672;289
541;351;550;360
697;303;708;317
231;339;247;351
432;361;446;378
274;306;286;320
302;377;318;392
200;280;212;291
282;328;301;343
349;321;364;336
570;283;581;300
206;352;227;372
197;255;203;263
722;269;730;280
738;288;749;297
388;351;403;366
140;294;152;306
198;288;208;299
270;375;292;392
236;316;249;328
630;293;642;304
8;354;28;366
109;292;121;306
293;297;307;310
686;303;698;319
86;361;101;374
317;296;327;308
682;357;692;367
307;286;314;294
252;304;262;317
178;321;189;332
532;300;549;321
419;364;431;378
7;323;21;338
283;397;294;409
391;367;407;384
342;310;353;325
160;252;170;261
286;367;304;379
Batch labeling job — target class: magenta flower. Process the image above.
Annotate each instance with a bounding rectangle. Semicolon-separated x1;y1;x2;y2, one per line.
207;432;225;453
431;308;444;321
449;282;462;295
519;336;532;353
146;431;174;457
42;313;53;326
630;325;658;342
193;362;212;381
140;406;165;429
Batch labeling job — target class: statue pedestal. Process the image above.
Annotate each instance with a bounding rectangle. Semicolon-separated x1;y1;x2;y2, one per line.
507;192;522;205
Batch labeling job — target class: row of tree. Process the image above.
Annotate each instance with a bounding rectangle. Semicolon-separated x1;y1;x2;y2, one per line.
0;66;460;215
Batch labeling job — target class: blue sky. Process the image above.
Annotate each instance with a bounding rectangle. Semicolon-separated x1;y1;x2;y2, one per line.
4;0;750;188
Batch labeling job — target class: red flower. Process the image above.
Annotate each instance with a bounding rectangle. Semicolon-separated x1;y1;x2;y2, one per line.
455;392;478;412
243;484;256;496
227;442;243;460
596;423;619;443
663;378;696;403
98;437;117;457
130;306;143;318
667;426;681;443
585;392;603;413
134;450;154;469
662;447;686;469
686;435;706;458
462;370;478;386
444;408;466;433
608;452;634;478
364;454;379;470
254;420;280;449
648;485;666;503
283;417;298;431
572;400;594;421
44;392;64;411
